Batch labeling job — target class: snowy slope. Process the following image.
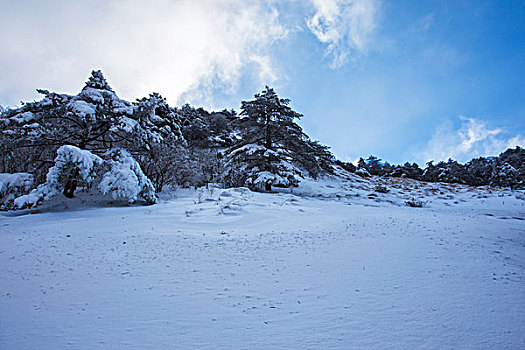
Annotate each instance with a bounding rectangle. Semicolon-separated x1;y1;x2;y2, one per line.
1;174;524;349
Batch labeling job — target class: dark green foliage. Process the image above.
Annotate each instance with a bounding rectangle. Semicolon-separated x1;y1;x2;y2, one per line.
335;160;356;173
391;162;423;179
351;148;524;189
223;86;334;191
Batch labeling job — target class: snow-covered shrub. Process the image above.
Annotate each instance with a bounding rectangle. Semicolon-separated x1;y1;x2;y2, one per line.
490;163;518;189
12;146;156;209
0;173;34;209
98;149;156;205
355;167;371;178
405;198;425;208
390;162;423;179
374;184;389;193
13;145;103;209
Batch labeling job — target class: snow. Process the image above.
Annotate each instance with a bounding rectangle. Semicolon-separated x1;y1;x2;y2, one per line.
14;146;103;209
68;100;96;118
80;87;105;104
115;116;139;133
98;149;156;205
0;173;34;194
0;173;34;207
10;111;35;124
1;174;524;349
228;143;266;157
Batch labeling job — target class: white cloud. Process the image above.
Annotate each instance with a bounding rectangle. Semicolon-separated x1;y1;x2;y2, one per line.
306;0;379;68
0;0;382;110
416;116;525;164
249;55;279;85
0;0;288;109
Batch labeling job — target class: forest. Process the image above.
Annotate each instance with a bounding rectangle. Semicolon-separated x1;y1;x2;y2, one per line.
1;70;523;209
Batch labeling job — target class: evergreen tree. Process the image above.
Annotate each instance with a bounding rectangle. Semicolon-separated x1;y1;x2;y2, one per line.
465;157;493;186
364;155;384;175
0;70;138;195
224;86;333;191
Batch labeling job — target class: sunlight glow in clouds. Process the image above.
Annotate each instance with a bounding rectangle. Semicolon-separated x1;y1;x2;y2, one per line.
0;0;380;109
417;116;525;164
0;0;288;108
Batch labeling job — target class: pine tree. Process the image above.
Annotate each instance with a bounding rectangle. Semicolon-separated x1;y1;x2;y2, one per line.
224;86;333;191
0;71;153;197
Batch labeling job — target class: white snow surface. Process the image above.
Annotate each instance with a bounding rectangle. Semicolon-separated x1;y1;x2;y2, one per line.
1;173;524;349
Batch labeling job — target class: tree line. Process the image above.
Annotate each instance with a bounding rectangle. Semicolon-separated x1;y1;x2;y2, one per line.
0;70;523;209
337;147;524;190
0;71;333;208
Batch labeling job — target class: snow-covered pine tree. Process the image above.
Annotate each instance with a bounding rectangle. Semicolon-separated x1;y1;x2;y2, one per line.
0;70;136;193
363;155;385;176
0;71;175;198
132;92;183;145
0;70;136;152
179;104;212;148
495;146;525;189
131;93;188;191
389;162;422;179
223;86;333;191
355;158;371;177
465;157;493;186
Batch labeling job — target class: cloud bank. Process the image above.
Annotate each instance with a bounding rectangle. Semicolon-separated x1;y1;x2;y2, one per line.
0;0;288;109
416;116;525;164
0;0;381;109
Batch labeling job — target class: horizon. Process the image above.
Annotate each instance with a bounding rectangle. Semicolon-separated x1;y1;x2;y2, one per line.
1;0;524;165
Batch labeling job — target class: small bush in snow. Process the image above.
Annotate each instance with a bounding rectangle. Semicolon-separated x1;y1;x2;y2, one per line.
405;198;425;208
355;168;371;178
374;184;389;193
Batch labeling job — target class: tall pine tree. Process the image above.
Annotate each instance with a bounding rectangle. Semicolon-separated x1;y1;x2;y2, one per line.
224;86;333;191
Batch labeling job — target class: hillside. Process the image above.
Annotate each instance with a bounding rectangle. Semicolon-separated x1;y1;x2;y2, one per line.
1;71;523;213
1;172;524;349
1;71;524;348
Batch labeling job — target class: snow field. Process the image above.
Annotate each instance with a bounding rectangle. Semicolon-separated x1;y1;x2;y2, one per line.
1;180;524;349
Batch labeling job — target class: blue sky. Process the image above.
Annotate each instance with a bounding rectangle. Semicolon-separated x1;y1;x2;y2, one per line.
1;0;524;165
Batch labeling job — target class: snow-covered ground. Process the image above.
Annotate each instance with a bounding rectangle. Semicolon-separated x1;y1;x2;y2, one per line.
1;174;524;349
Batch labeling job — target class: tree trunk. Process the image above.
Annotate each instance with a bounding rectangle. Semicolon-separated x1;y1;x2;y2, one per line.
63;167;79;198
264;113;272;193
265;113;271;149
